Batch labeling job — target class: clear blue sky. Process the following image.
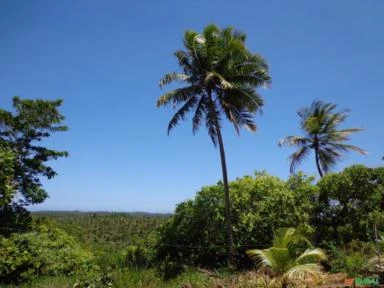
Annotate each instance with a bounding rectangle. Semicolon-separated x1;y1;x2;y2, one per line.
1;0;383;212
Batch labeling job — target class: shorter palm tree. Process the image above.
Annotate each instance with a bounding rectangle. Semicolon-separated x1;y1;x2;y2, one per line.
247;228;327;288
279;100;367;177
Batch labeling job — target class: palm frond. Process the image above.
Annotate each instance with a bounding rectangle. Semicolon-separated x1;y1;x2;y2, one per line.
205;71;233;89
248;247;292;274
317;147;340;173
247;249;273;268
273;227;312;249
205;105;221;147
295;248;327;264
283;263;323;284
192;97;208;134
159;73;190;88
225;105;257;133
289;147;311;174
278;136;311;148
226;87;264;113
327;143;368;155
167;96;197;134
156;86;198;107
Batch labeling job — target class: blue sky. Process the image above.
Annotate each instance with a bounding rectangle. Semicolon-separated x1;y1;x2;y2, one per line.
1;0;383;212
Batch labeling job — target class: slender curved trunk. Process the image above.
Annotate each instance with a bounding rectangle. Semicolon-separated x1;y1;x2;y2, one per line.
314;147;324;178
208;92;234;268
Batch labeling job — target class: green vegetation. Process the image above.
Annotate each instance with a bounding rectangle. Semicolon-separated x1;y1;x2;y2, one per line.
313;165;384;245
33;212;169;271
0;219;94;284
157;24;271;265
155;172;316;269
279;100;367;177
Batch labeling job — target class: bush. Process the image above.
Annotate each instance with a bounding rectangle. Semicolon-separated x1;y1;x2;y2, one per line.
155;172;316;269
312;165;384;245
125;245;152;268
327;240;377;276
345;253;367;277
0;220;95;284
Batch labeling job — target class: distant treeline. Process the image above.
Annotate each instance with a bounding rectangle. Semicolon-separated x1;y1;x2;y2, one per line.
32;211;171;217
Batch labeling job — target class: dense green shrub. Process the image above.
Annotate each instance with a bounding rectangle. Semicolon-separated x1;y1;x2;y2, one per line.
327;240;379;276
156;172;316;269
0;221;95;284
312;165;384;245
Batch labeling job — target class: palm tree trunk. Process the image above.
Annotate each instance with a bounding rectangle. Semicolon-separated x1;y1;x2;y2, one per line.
314;148;324;178
208;92;234;268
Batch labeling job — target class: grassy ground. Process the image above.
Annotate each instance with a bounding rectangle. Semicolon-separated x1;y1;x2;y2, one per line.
0;269;215;288
0;269;284;288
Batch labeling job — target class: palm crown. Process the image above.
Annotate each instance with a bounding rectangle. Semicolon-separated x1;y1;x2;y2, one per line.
279;100;367;177
157;24;271;144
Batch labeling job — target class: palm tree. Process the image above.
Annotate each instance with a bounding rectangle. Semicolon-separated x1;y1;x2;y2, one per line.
157;24;271;266
247;228;327;288
279;100;367;177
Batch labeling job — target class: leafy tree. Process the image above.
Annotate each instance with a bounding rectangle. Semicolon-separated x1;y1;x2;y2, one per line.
0;96;68;206
156;173;314;269
279;100;367;177
312;165;384;245
0;147;15;207
247;228;327;288
157;24;271;265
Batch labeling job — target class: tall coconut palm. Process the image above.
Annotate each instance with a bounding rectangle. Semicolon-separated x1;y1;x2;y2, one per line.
247;228;327;288
279;100;367;177
157;24;271;266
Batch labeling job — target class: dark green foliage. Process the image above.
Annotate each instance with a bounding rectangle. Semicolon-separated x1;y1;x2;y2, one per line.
0;220;94;284
0;147;15;206
156;172;316;268
0;203;32;236
312;165;384;245
0;96;68;207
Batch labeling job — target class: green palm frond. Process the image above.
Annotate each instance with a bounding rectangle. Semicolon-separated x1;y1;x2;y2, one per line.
166;96;198;134
205;104;221;147
289;147;311;174
192;97;208;134
273;227;312;248
156;86;199;107
295;248;327;264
